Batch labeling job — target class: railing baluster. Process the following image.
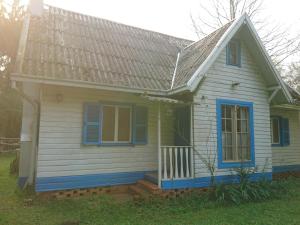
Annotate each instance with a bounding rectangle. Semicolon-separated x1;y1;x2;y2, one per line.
180;147;184;178
175;147;179;178
164;147;167;179
169;147;173;179
185;147;190;178
190;147;193;178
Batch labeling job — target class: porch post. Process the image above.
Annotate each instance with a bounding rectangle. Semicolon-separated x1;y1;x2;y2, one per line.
190;103;195;178
158;102;161;188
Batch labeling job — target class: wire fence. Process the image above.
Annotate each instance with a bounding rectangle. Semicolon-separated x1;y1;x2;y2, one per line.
0;137;20;152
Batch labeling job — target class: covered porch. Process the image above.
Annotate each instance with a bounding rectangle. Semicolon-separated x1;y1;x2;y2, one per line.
142;96;195;189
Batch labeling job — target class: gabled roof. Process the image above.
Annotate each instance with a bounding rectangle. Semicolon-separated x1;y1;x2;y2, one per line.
12;6;192;92
172;22;233;89
11;6;293;103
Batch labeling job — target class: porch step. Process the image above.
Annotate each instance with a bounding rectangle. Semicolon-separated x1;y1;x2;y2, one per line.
129;185;149;200
137;180;160;194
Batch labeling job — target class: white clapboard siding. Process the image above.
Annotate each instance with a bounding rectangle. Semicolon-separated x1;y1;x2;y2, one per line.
36;87;174;178
192;40;272;178
271;108;300;166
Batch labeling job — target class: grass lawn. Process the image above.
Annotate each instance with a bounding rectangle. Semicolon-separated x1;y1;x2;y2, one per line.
1;152;300;225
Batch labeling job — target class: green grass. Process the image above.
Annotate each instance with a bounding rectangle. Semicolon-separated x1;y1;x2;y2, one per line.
1;152;300;225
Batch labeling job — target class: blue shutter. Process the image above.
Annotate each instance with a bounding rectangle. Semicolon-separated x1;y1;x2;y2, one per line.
83;103;101;145
281;118;290;146
133;106;148;144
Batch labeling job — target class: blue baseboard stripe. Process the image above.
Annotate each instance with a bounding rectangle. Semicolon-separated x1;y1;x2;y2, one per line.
161;172;272;190
36;171;152;192
273;164;300;173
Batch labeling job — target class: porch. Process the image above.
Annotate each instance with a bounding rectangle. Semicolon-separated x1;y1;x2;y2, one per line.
142;96;195;189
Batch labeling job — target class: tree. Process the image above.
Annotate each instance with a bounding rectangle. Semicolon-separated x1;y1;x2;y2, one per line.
283;60;300;90
190;0;300;67
0;0;25;79
0;0;25;138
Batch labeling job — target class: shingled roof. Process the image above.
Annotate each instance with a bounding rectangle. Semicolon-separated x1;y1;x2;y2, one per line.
13;5;233;94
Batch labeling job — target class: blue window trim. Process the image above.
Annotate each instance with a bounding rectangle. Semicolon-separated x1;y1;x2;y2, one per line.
226;39;241;67
271;116;290;147
83;102;148;146
271;116;282;147
216;99;255;169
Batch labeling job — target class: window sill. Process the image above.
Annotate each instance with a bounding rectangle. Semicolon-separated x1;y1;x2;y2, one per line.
218;160;255;169
82;143;134;147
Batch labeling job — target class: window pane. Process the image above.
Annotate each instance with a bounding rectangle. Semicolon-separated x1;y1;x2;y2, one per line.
272;118;280;144
226;119;232;132
102;106;115;142
118;107;131;142
229;42;237;65
224;146;234;161
241;120;248;132
226;106;232;118
226;133;232;146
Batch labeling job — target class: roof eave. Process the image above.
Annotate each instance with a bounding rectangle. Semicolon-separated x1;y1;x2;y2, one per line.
11;73;169;96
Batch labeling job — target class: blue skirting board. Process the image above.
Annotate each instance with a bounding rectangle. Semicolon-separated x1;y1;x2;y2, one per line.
272;164;300;173
36;171;152;192
161;172;272;190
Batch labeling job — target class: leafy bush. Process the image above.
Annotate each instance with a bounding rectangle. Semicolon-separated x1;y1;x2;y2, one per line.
212;168;288;205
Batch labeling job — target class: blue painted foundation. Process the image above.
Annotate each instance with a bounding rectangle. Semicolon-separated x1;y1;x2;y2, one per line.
161;172;272;190
273;164;300;173
36;171;152;192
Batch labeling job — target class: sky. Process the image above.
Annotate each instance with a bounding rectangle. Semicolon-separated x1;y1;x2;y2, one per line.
35;0;300;42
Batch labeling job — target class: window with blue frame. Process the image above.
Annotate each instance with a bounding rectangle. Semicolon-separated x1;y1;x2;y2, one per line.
270;116;290;147
226;40;241;67
216;99;254;168
83;103;148;145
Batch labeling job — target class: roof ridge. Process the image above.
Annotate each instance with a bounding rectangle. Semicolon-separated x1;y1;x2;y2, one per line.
43;4;194;44
182;20;234;52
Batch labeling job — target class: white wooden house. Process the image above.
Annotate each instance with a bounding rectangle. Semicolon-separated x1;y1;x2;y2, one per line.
12;3;300;192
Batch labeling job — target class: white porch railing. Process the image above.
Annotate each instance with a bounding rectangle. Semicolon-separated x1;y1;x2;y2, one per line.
159;146;194;181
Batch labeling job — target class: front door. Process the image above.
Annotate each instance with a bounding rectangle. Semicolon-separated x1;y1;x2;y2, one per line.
175;106;190;146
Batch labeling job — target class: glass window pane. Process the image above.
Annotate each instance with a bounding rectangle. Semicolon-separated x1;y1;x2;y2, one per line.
226;106;232;118
240;107;248;120
226;119;232;132
102;106;115;142
229;42;237;65
237;119;241;132
241;120;248;132
226;133;232;146
222;119;225;131
118;107;131;142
